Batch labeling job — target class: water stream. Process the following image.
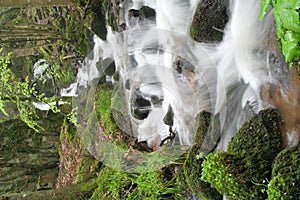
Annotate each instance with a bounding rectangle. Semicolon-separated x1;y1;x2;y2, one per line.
69;0;299;174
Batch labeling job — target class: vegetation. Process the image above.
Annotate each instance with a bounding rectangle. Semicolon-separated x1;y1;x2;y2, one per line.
201;109;284;199
0;50;59;131
1;0;299;199
183;144;222;200
90;167;181;200
260;0;300;74
267;144;300;199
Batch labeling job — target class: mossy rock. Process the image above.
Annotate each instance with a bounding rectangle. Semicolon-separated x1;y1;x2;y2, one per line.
183;144;222;200
194;111;221;154
228;108;283;168
190;0;229;43
201;108;284;199
267;145;300;199
194;111;212;145
202;152;266;200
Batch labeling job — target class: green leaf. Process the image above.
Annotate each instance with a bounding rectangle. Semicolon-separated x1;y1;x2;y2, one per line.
282;31;300;62
260;0;271;20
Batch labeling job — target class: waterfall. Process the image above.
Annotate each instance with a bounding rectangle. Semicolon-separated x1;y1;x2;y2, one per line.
70;0;298;172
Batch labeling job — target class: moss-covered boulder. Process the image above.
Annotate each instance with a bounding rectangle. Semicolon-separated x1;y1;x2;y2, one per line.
201;108;284;200
267;145;300;199
227;108;283;184
184;145;222;200
227;108;283;157
190;0;229;43
202;152;265;199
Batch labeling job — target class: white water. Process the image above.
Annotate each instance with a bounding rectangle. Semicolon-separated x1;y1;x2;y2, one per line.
71;0;293;154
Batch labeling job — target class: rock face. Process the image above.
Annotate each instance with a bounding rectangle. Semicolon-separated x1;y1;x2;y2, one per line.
190;0;229;43
0;112;63;195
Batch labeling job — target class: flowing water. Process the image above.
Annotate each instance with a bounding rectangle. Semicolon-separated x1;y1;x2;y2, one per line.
69;0;299;174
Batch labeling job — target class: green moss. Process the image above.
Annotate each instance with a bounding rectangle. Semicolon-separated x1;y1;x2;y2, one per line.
202;152;262;200
75;157;100;184
267;145;300;199
183;145;222;200
194;111;212;145
91;166;181;200
95;83;129;149
201;109;284;199
228;108;283;157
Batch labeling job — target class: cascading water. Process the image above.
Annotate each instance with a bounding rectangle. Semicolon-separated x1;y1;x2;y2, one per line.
70;0;299;174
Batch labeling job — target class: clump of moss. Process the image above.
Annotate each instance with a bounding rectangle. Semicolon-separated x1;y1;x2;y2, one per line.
267;144;300;199
184;145;222;200
91;167;181;200
201;108;284;199
194;111;212;144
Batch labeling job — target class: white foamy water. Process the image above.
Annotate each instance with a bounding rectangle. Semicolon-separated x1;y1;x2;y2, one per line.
72;0;293;153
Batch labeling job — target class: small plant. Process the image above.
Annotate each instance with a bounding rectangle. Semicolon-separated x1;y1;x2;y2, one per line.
260;0;300;73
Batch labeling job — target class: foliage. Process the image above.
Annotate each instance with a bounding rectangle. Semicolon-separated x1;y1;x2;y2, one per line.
267;145;300;199
90;167;181;200
201;109;283;199
260;0;300;74
0;50;47;131
183;144;222;200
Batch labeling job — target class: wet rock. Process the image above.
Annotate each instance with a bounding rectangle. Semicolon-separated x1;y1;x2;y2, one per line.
113;72;120;81
128;9;140;18
194;111;221;154
103;58;116;76
190;0;229;43
151;95;163;106
163;105;174;126
91;12;107;40
140;6;156;20
130;89;151;120
89;0;107;40
125;79;131;90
